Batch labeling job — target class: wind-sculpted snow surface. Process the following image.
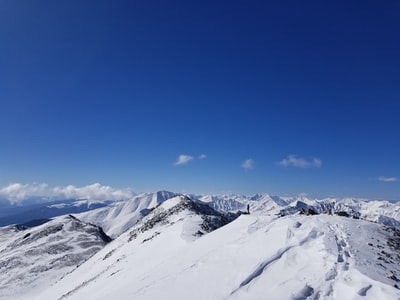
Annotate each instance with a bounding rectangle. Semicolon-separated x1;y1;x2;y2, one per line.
0;215;111;300
34;208;400;300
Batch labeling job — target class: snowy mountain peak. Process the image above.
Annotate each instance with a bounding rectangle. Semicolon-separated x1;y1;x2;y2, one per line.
129;195;238;243
249;193;270;201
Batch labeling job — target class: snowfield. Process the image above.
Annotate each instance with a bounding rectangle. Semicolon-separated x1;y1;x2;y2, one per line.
1;192;400;299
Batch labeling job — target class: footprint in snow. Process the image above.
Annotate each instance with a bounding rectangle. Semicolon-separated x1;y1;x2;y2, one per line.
357;284;372;296
292;284;314;300
293;221;302;228
325;267;337;281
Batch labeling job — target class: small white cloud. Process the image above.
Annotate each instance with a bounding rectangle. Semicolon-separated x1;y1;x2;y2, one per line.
242;158;255;170
278;155;322;168
173;154;194;166
378;176;398;182
199;154;207;160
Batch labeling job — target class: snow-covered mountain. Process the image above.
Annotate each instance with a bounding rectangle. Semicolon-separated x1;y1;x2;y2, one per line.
195;193;292;214
77;191;179;237
276;196;400;227
0;215;111;300
195;193;400;228
34;200;400;300
33;194;241;299
1;191;400;299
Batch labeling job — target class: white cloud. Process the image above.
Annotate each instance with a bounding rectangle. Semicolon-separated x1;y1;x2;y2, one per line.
53;183;133;201
0;182;134;204
242;158;255;170
199;154;207;160
278;155;322;168
378;176;398;182
173;154;194;166
0;183;50;204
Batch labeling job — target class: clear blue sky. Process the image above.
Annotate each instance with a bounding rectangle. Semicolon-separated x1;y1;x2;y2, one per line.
1;1;399;199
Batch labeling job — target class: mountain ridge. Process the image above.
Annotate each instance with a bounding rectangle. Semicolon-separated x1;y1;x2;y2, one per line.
0;214;112;300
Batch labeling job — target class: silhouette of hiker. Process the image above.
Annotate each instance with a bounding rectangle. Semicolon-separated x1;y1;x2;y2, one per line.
247;204;250;214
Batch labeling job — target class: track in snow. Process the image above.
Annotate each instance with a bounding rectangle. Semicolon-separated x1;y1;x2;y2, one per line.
322;223;353;298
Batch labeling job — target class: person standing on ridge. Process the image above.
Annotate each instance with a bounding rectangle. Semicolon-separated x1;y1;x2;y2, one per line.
247;204;250;214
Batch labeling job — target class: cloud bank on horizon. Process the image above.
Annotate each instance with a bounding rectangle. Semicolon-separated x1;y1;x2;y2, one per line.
0;183;134;205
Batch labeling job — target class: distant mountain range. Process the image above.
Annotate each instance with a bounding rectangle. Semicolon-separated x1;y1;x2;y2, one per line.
0;199;112;227
1;192;400;299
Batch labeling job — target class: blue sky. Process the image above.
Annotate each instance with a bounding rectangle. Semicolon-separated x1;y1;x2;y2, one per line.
1;1;399;199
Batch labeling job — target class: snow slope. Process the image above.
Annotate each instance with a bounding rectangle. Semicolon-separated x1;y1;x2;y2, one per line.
34;205;400;299
0;215;111;300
